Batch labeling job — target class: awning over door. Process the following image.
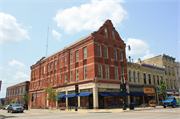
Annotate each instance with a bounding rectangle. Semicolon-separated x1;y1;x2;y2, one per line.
130;92;147;96
64;94;76;98
99;92;123;96
56;94;66;98
77;92;92;97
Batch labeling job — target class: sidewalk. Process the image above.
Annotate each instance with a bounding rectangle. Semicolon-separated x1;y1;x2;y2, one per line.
29;106;164;114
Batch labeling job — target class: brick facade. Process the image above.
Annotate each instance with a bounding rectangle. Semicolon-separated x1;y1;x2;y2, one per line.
5;81;30;105
29;20;128;109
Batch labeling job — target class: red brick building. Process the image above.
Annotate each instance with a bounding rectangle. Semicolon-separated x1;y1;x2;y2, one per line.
6;81;30;105
29;20;128;109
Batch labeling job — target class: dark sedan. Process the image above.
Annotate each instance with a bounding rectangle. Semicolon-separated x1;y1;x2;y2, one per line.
7;104;24;113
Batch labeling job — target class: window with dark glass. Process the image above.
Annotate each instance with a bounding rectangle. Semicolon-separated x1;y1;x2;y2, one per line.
133;71;136;83
97;45;101;57
143;73;146;84
104;47;108;58
129;70;132;82
138;72;140;83
148;74;151;84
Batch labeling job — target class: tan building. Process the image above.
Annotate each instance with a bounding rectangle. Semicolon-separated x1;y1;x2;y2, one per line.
175;62;180;94
141;53;179;96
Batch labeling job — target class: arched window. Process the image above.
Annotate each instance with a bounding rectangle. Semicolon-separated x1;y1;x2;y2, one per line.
133;71;136;83
137;72;140;83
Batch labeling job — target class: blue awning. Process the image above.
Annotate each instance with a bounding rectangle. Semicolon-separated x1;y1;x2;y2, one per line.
130;92;147;96
124;92;130;96
77;92;92;97
99;92;123;96
56;94;66;98
65;94;76;98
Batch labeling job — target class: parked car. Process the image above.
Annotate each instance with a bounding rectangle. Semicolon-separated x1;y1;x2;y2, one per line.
7;104;24;113
162;96;180;108
21;104;28;110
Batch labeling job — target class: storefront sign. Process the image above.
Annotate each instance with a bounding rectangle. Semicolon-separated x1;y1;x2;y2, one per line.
143;87;155;95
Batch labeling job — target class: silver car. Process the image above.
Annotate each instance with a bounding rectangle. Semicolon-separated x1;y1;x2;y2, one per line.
7;104;24;113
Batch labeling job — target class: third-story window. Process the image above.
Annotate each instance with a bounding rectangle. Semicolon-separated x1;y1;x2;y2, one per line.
148;74;151;84
51;62;53;70
70;53;73;64
54;76;56;85
55;60;57;70
61;58;62;68
70;71;73;82
143;73;146;84
164;65;167;75
138;72;140;83
114;49;117;60
115;68;118;79
65;56;67;66
84;67;87;79
112;31;115;39
76;70;79;81
76;51;79;62
133;71;136;83
172;67;174;76
129;70;132;82
119;51;123;61
105;67;109;79
16;89;18;95
98;66;102;78
105;28;108;37
84;47;87;59
104;46;108;58
157;75;159;85
97;45;101;57
19;87;21;95
168;66;171;75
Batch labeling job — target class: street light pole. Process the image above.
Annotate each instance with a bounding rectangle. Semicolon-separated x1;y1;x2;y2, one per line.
120;45;131;110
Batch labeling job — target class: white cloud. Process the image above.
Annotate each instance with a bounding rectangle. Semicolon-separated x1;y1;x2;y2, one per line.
13;71;29;81
126;38;149;55
53;0;127;33
9;60;26;68
52;30;61;41
0;67;4;70
0;13;30;44
141;50;155;60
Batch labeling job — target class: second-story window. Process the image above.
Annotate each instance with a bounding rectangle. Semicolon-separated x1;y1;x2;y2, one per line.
166;79;168;89
104;46;108;58
115;68;118;79
119;51;123;61
157;75;159;85
76;70;79;81
76;51;79;62
70;53;73;64
84;67;87;79
65;56;67;66
138;72;140;83
153;75;155;84
84;47;87;59
112;31;115;39
54;76;56;85
129;70;132;83
55;60;57;70
133;71;136;83
70;71;73;82
172;67;174;76
97;45;101;57
168;66;171;75
148;74;151;84
105;28;108;37
143;73;146;84
98;66;102;78
105;66;109;79
114;49;117;60
61;58;62;68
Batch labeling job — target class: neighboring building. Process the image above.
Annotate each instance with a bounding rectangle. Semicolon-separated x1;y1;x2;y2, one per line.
141;53;179;96
175;62;180;94
29;20;129;109
5;81;30;105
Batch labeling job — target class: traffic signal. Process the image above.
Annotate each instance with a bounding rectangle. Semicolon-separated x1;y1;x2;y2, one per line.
120;84;123;94
75;85;78;94
123;84;126;92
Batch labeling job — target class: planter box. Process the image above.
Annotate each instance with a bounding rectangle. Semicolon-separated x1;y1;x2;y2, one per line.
60;107;66;110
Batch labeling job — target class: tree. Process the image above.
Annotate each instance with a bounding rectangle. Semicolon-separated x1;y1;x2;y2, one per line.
4;101;6;106
156;80;167;101
44;86;60;109
11;99;15;104
22;91;29;104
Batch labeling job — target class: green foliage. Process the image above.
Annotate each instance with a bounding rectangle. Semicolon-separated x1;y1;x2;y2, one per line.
44;86;60;109
11;99;15;104
22;91;29;103
156;80;167;101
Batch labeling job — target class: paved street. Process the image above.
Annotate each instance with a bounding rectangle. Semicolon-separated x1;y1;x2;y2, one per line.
0;107;180;119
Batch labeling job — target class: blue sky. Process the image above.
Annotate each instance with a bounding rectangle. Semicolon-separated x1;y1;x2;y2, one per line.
0;0;179;98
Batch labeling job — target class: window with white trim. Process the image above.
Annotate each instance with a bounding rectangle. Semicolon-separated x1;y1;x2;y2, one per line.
54;76;56;85
104;46;108;58
76;51;79;62
115;68;118;79
51;62;53;70
98;66;102;78
138;72;140;83
133;71;136;83
70;53;73;64
55;60;57;70
97;45;101;57
84;47;87;59
105;66;109;79
84;67;87;79
114;49;117;60
76;70;79;81
65;56;67;66
129;70;132;83
119;51;123;61
105;28;108;37
70;71;73;82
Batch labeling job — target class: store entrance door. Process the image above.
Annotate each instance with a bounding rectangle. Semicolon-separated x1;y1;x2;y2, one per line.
89;94;93;109
99;95;104;109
